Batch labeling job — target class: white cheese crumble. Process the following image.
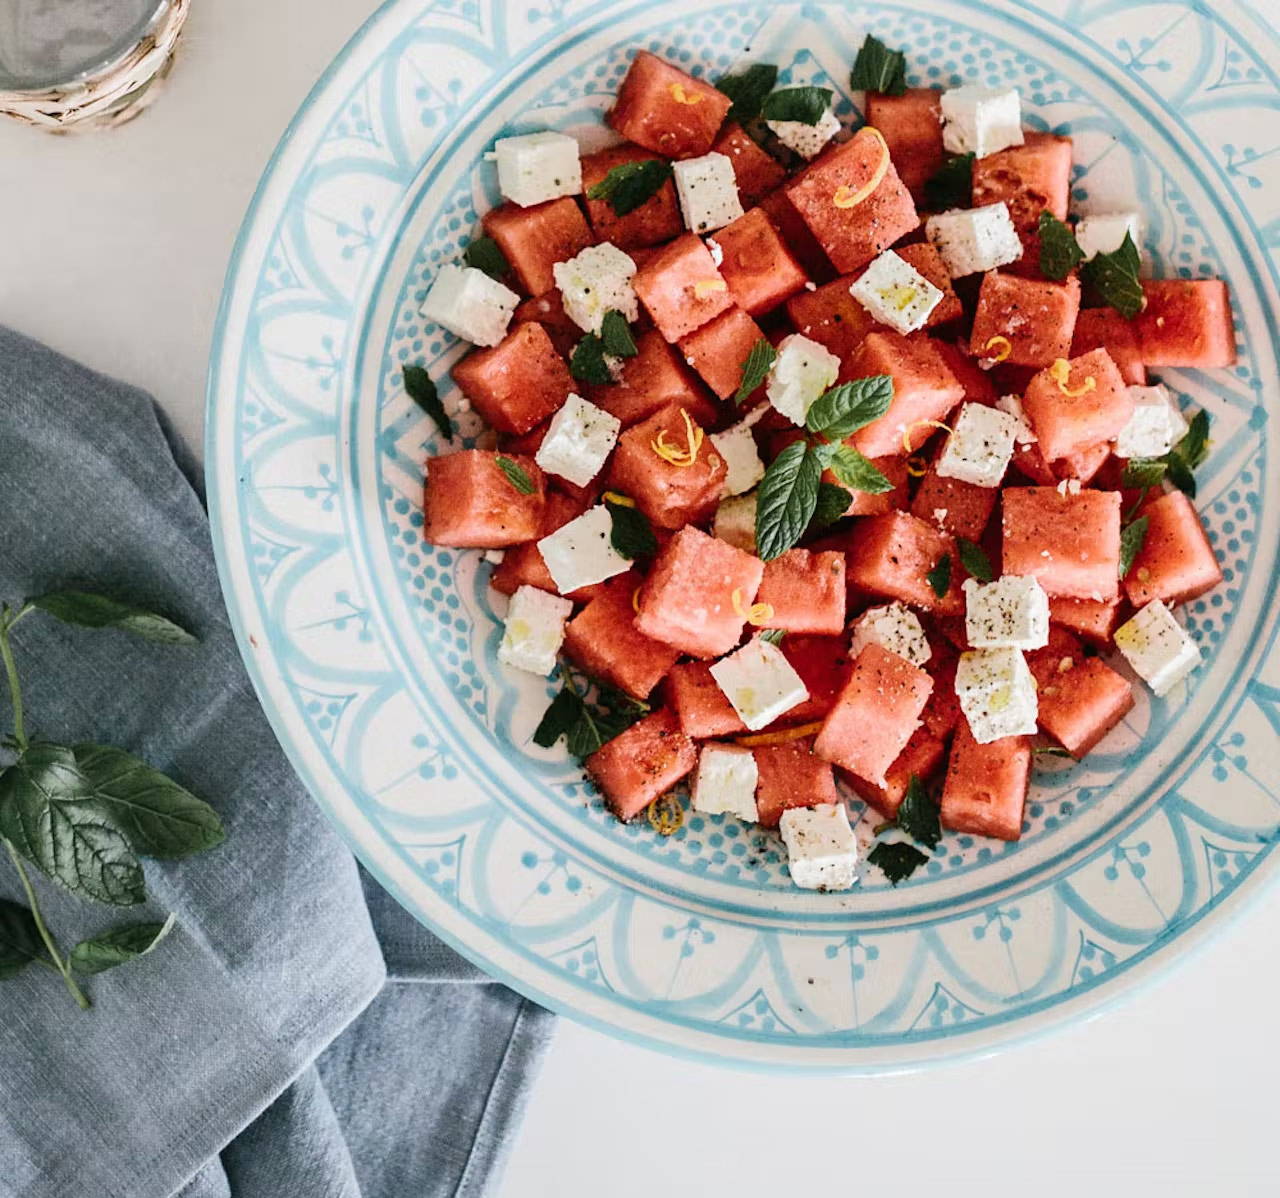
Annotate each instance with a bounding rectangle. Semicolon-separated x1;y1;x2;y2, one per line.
713;492;758;554
963;575;1050;651
1113;383;1189;459
936;402;1021;488
419;263;520;347
925;203;1024;278
765;333;840;426
955;647;1039;743
710;419;766;497
1114;600;1202;697
709;636;809;731
552;243;639;335
996;393;1037;444
672;152;745;234
534;393;621;488
766;107;842;160
1075;212;1142;261
780;804;858;891
497;585;573;676
691;745;759;822
536;505;630;595
493;130;583;207
849;250;945;335
849;603;932;668
939;86;1024;159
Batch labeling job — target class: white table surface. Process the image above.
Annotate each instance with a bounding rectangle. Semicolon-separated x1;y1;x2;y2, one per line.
1;2;1274;1193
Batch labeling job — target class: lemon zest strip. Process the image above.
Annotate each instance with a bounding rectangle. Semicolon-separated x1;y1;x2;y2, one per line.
983;334;1012;363
731;588;775;626
602;490;635;507
733;720;825;747
831;127;890;209
901;419;952;454
668;82;703;105
906;453;929;478
693;278;727;298
631;587;642;614
647;793;685;835
650;408;704;468
1048;358;1097;397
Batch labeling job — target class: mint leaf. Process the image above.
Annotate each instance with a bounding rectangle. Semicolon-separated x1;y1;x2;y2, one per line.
599;310;638;358
0;900;44;978
805;376;894;440
532;686;584;749
569;334;613;384
28;592;195;646
849;34;907;96
72;744;224;859
1121;458;1168;488
868;839;929;885
1037;211;1084;281
926;553;952;599
587;158;673;217
826;444;893;493
1119;515;1150;578
1164;454;1196;497
759;628;786;646
809;482;853;532
755;442;822;561
1080;231;1143;319
715;63;779;123
403;364;454;441
896;775;941;849
761;86;833;126
69;914;175;976
533;672;647;759
1174;409;1211;471
494;456;535;495
735;338;777;404
924;153;973;210
957;537;993;583
1034;745;1074;759
462;236;510;280
606;500;658;559
0;744;144;906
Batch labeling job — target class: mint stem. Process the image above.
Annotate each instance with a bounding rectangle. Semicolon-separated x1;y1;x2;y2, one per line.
3;839;90;1010
0;604;30;751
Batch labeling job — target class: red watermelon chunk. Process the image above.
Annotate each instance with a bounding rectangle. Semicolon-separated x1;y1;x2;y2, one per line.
970;132;1072;274
712;206;810;316
784;272;879;362
564;580;681;700
1027;627;1134;758
759;185;836;282
423;449;547;548
1020;347;1133;462
586;328;716;429
970;271;1081;367
712;123;787;207
1048;595;1123;644
866;88;945;204
910;463;999;542
452;321;574;435
1001;486;1121;600
941;717;1030;840
581;142;683;249
1124;490;1222;607
1133;279;1236;368
755;549;846;636
585;707;697;821
482;197;594;296
753;741;839;827
608;51;731;159
845;510;966;615
606;404;726;529
633;233;734;342
678;305;767;399
842;725;947;818
663;661;748;737
1071;307;1146;385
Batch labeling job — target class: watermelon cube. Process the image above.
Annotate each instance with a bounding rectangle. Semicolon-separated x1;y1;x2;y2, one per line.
712;206;810;316
452;321;575;435
1124;490;1222;607
1028;627;1134;757
755;549;846;635
606;404;726;529
663;660;748;737
1133;279;1236;367
784;272;879;362
920;643;962;738
563;580;681;699
970;131;1073;271
785;127;920;273
580;142;683;249
842;332;965;458
1070;307;1146;385
842;725;947;818
1020;348;1133;462
940;717;1031;840
895;241;964;327
1002;486;1122;600
585;328;716;429
970;271;1081;367
633;233;734;342
482;197;594;296
1048;595;1123;644
677;305;767;400
609;51;731;160
712;123;787;207
753;741;840;827
865;88;945;204
423;450;546;548
814;642;933;785
759;186;835;282
512;289;580;358
760;634;852;727
634;525;764;657
845;510;965;614
935;340;999;407
910;463;998;542
489;489;591;597
585;707;697;821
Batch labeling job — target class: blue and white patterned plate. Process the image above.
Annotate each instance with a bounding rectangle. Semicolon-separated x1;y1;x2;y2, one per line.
207;0;1280;1070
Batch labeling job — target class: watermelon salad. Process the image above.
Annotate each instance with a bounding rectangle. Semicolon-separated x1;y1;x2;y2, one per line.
413;37;1233;891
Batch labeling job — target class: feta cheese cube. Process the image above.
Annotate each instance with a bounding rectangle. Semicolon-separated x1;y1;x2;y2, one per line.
765;333;840;426
672;152;744;234
710;420;765;497
963;575;1050;650
849;602;931;668
780;804;858;891
766;107;842;160
709;636;809;731
419;263;520;347
955;647;1039;743
925;204;1023;278
1114;600;1202;697
497;585;573;676
713;492;757;554
494;131;583;207
849;249;945;335
936;402;1021;488
691;745;759;822
996;393;1037;444
534;393;621;488
939;86;1024;159
536;505;630;594
552;243;639;335
1113;384;1189;459
1075;212;1142;261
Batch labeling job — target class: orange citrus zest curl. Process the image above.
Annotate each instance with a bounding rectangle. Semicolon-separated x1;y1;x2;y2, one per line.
731;588;775;626
832;127;889;209
983;335;1013;363
734;720;825;747
901;419;952;455
1048;358;1097;397
668;82;703;105
651;409;704;468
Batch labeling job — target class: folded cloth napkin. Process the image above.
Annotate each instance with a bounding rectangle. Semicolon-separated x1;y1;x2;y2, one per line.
0;326;554;1198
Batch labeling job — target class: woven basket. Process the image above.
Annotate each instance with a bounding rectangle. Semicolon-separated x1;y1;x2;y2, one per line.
0;0;189;133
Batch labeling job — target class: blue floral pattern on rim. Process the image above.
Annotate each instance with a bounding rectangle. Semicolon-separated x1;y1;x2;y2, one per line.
207;0;1280;1070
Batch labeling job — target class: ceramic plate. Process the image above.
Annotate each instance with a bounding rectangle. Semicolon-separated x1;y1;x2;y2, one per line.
207;0;1280;1069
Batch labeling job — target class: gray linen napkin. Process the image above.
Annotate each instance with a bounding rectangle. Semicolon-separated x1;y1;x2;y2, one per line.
0;325;553;1198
